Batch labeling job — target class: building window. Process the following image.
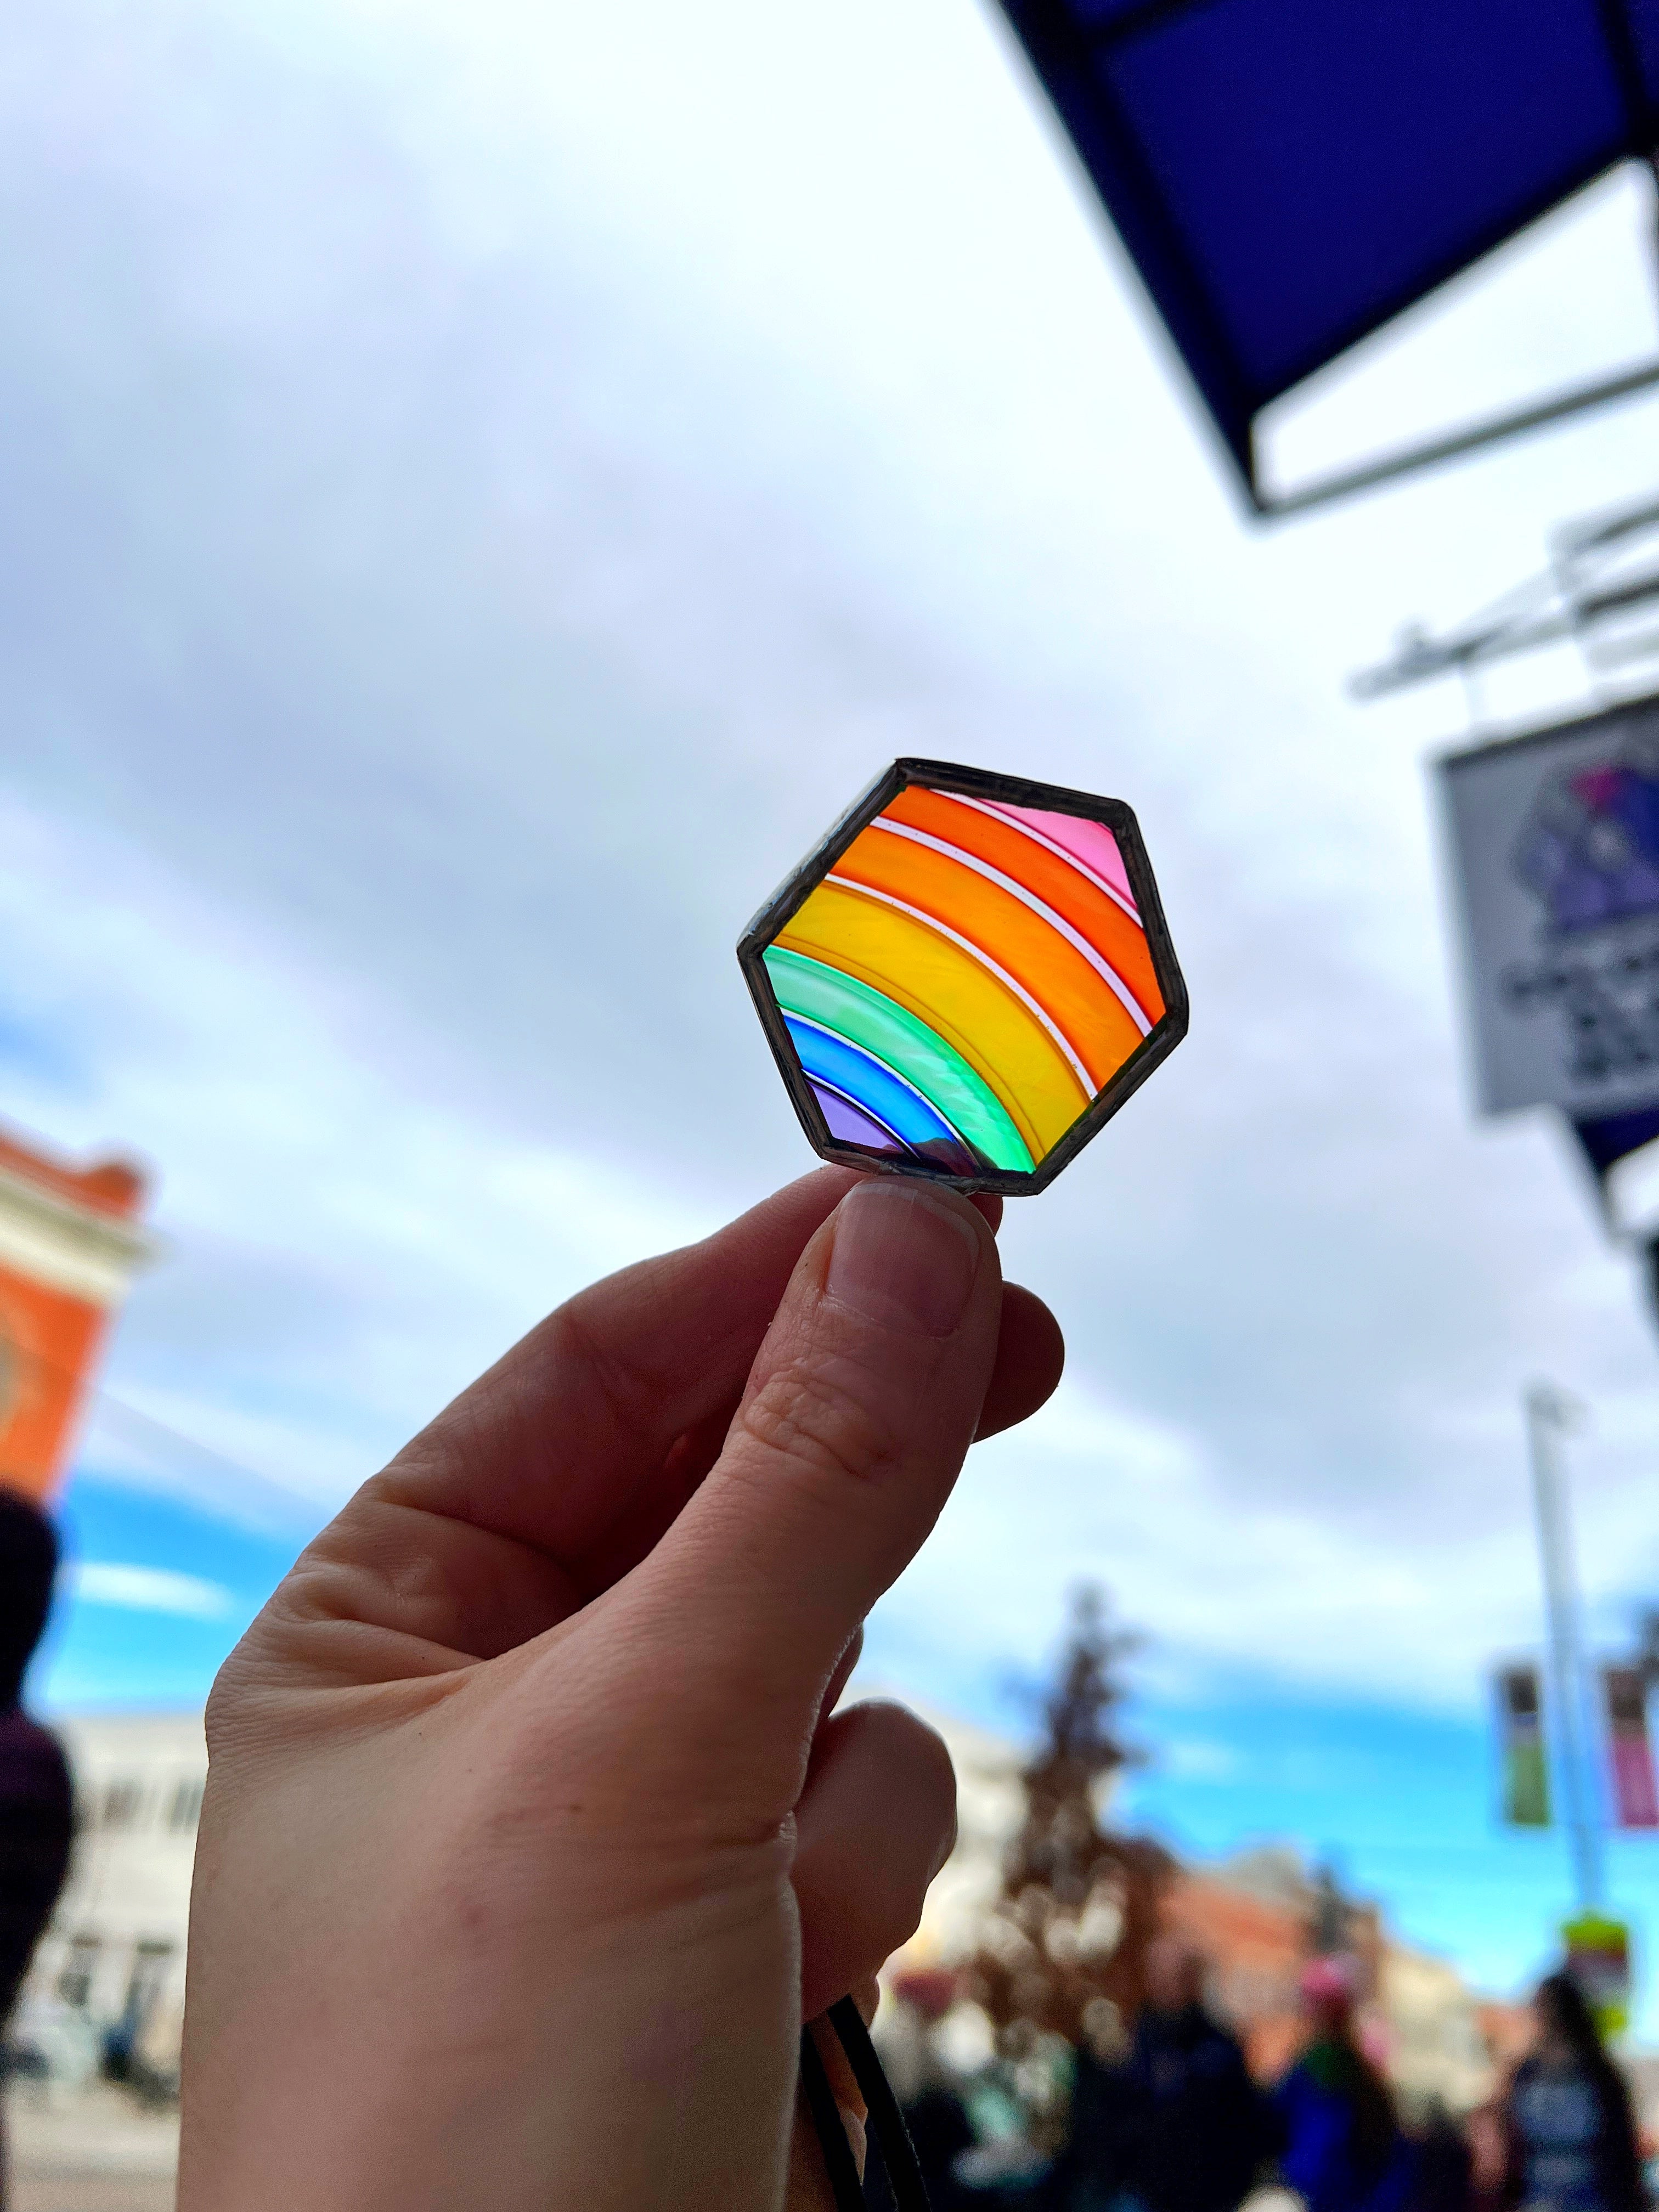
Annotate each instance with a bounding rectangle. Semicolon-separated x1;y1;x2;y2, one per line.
58;1936;100;2010
167;1780;204;1833
100;1780;144;1830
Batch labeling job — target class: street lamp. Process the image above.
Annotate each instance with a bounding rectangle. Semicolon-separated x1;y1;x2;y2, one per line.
1525;1384;1603;1914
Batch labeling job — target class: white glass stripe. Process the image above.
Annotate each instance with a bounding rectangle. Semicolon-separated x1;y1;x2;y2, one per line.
787;1012;967;1132
869;817;1153;1037
821;874;1096;1096
944;791;1140;921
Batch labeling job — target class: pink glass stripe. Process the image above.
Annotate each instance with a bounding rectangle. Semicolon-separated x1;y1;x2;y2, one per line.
985;802;1136;911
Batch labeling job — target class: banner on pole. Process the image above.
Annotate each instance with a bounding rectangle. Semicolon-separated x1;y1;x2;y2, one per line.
1496;1664;1550;1826
1602;1666;1659;1829
1438;694;1659;1119
1563;1912;1632;2039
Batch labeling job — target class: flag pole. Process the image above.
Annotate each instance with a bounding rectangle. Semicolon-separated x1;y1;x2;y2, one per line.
1526;1384;1604;1913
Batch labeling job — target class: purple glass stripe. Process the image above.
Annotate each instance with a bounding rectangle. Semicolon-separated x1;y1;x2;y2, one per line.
810;1080;909;1154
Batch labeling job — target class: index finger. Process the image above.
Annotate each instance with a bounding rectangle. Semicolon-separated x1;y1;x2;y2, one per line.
259;1170;1059;1684
375;1165;862;1565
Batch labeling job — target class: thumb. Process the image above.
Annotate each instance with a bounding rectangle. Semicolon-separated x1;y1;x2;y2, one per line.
622;1176;1002;1798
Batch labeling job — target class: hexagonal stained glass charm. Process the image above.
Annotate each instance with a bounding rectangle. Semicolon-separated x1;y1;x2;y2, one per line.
739;759;1188;1195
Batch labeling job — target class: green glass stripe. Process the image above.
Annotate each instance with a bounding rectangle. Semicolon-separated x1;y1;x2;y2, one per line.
763;946;1036;1173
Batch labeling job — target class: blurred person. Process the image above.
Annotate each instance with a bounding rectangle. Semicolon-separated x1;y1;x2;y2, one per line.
1276;1959;1416;2212
1041;1994;1137;2212
1048;1937;1276;2212
1403;2097;1472;2212
1498;1973;1643;2212
0;1489;73;2211
1466;2102;1510;2212
176;1169;1066;2210
1117;1937;1278;2212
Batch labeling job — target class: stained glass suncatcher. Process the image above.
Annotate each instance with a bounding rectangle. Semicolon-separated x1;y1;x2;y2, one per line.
740;759;1187;1194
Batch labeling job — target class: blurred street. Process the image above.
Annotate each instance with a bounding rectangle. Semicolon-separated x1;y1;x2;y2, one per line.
4;2083;176;2212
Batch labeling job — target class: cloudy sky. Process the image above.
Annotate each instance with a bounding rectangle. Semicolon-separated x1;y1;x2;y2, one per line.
9;0;1659;2004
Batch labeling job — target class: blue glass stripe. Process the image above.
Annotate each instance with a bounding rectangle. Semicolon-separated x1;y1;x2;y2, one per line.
783;1017;964;1156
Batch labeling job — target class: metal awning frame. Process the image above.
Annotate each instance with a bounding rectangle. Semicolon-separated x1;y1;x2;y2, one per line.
1258;353;1659;519
1002;0;1659;517
1349;489;1659;701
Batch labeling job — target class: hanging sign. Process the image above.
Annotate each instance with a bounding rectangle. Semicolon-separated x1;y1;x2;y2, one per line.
1602;1666;1659;1829
1496;1664;1550;1827
1562;1912;1632;2039
1437;693;1659;1119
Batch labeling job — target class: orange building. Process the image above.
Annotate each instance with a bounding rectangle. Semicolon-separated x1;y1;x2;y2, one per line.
1165;1853;1510;2110
1164;1863;1312;2079
0;1125;153;1505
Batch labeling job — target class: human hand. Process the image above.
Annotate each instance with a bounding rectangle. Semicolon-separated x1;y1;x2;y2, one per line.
178;1167;1063;2211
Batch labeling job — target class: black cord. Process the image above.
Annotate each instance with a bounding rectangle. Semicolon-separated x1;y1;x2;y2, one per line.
827;2000;932;2212
799;2023;866;2210
799;1999;936;2209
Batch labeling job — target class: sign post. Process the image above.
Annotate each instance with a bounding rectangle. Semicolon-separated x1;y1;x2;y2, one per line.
1439;698;1659;2033
1525;1386;1604;1915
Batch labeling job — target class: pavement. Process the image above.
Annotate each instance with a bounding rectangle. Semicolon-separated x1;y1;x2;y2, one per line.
3;2080;177;2212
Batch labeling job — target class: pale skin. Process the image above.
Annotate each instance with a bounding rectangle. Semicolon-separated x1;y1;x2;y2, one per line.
178;1167;1064;2211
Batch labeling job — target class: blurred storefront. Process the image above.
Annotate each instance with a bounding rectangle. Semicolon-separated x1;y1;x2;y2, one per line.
0;1126;151;1505
13;1714;204;2095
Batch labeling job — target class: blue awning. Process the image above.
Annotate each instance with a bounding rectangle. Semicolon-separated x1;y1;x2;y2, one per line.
996;0;1659;510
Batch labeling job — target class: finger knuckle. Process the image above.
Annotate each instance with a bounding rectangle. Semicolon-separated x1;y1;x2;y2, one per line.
734;1351;903;1493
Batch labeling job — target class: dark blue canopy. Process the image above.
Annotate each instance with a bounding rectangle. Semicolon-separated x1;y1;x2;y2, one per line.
996;0;1659;506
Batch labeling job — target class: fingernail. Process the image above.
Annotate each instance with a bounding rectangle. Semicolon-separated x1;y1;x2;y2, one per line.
825;1180;981;1339
839;2107;868;2179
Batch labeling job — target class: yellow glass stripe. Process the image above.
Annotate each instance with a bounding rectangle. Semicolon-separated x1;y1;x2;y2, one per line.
777;879;1090;1161
834;827;1146;1090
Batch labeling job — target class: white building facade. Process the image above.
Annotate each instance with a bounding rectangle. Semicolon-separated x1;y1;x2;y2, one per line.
16;1713;205;2088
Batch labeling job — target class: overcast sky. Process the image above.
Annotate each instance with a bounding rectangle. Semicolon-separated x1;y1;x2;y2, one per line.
10;0;1659;1999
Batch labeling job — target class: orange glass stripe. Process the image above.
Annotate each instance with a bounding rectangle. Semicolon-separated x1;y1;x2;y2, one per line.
830;830;1146;1091
883;787;1165;1023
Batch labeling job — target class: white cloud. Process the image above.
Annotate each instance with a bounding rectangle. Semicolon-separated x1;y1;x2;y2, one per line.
1158;1738;1246;1784
0;795;720;1514
2;0;1658;1735
868;1379;1581;1713
66;1562;236;1621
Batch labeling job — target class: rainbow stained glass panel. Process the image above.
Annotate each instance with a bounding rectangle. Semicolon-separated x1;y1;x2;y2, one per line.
739;760;1188;1194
